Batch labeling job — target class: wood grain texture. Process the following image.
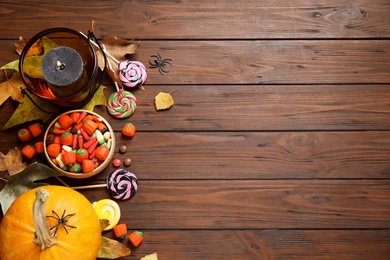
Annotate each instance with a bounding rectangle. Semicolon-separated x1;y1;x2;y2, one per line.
82;180;390;229
2;84;390;132
101;230;390;260
2;130;390;180
2;40;390;84
114;84;390;131
1;0;390;39
0;0;390;259
135;40;390;84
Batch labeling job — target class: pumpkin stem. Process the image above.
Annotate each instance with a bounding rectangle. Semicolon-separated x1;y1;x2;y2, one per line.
33;188;58;250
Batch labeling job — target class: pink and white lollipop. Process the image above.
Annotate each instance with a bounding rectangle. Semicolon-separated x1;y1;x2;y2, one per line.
106;89;137;119
69;169;138;201
118;60;147;88
107;169;139;200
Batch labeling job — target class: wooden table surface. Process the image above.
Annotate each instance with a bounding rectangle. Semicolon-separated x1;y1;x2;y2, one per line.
1;1;390;259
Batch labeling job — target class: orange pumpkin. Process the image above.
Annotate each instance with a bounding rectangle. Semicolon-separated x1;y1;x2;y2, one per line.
0;186;101;260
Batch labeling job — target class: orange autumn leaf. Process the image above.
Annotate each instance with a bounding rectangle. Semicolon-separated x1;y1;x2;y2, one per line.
0;73;24;106
15;36;43;56
0;147;27;176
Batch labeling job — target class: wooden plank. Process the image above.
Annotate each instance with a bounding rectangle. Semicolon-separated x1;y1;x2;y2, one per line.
120;84;390;131
2;40;390;85
1;130;390;180
2;84;390;132
110;230;390;260
114;131;390;180
83;180;390;229
134;40;390;84
1;1;390;39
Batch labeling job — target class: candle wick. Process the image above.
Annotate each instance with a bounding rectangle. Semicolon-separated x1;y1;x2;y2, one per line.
56;61;65;70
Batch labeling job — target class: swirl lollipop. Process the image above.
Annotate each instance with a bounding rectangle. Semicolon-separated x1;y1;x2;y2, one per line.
62;169;139;201
92;199;121;230
119;60;147;88
100;44;139;119
107;169;139;200
106;89;138;119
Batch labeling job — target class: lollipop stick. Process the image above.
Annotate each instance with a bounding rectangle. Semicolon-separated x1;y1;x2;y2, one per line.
80;32;121;64
102;44;120;92
0;177;8;182
71;184;107;190
54;176;106;190
55;176;70;187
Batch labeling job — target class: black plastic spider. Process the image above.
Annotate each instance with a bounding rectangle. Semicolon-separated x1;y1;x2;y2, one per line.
47;209;77;235
148;53;172;75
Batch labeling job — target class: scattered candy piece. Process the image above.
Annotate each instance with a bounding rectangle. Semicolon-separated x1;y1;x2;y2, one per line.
107;169;138;200
119;145;127;154
122;123;136;137
128;231;143;247
123;158;132;167
34;141;44;154
112;158;121;168
21;144;35;159
106;89;138;119
92;199;121;231
17;128;31;142
113;223;128;239
118;60;147;88
28;122;44;138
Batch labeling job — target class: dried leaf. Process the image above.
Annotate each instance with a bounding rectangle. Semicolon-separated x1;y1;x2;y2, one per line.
20;36;58;79
15;36;43;56
22;56;44;79
0;73;25;106
106;64;123;87
102;36;140;62
3;91;58;129
0;147;26;176
155;91;174;110
0;162;63;214
0;60;19;71
91;20;96;34
92;21;139;89
98;237;131;259
141;252;159;260
3;84;107;129
81;85;106;111
99;219;110;231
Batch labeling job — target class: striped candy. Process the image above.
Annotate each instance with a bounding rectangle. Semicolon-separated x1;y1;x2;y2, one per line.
106;90;137;119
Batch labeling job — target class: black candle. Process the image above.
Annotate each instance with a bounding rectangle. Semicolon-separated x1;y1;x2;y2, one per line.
41;46;87;97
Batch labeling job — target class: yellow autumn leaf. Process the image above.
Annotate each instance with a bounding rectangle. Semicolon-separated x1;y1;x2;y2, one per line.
98;237;131;259
155;91;174;110
0;73;25;106
141;252;158;260
81;85;107;111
